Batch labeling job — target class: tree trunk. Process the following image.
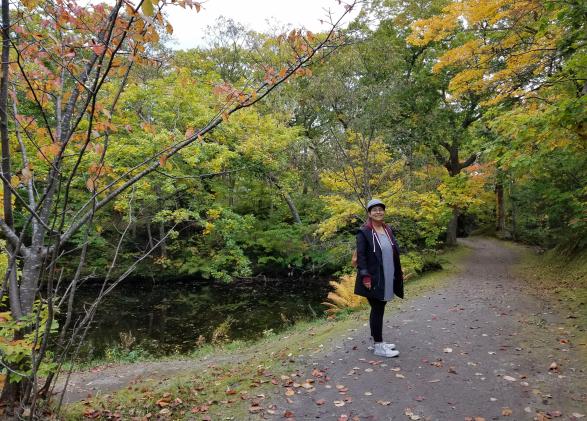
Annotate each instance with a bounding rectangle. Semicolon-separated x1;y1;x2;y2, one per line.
510;178;517;241
281;190;302;224
267;172;302;224
154;184;167;257
446;207;459;246
496;182;505;233
159;221;167;258
146;220;154;250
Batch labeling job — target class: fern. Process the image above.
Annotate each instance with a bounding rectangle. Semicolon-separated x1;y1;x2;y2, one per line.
322;274;366;315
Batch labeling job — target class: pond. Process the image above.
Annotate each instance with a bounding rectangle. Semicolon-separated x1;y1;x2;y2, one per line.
66;276;333;359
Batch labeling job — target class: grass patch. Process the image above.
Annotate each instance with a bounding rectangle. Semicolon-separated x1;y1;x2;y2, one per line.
60;245;470;420
512;244;587;335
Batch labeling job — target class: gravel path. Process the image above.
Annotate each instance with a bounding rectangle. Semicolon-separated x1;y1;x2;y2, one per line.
57;238;586;420
270;238;587;420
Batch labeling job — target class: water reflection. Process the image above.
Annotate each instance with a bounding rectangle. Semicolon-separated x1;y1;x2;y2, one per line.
66;277;331;358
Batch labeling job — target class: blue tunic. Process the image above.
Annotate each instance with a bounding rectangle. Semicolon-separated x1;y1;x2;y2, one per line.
376;232;395;301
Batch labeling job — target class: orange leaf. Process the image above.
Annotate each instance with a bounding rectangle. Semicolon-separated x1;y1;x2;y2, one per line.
91;44;106;55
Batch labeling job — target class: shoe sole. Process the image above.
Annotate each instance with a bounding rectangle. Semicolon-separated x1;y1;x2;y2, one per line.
373;351;400;358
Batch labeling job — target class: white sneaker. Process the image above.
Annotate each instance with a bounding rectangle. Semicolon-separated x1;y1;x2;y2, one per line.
368;337;395;350
374;342;399;358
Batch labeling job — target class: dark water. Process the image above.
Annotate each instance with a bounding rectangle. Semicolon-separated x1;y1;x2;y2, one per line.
66;277;332;359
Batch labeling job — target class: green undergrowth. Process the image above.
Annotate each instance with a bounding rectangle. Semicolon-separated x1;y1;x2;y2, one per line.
60;245;470;420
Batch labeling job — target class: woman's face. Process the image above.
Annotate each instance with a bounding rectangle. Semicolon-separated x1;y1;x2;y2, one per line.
368;205;385;222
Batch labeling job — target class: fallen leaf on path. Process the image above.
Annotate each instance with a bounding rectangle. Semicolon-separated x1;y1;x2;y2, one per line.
571;413;585;419
428;379;440;383
377;400;391;406
548;411;562;418
414;396;425;402
334;400;345;407
365;368;374;372
338;415;349;421
248;405;263;413
312;368;325;377
502;407;513;416
391;367;401;371
283;410;294;417
159;408;171;415
448;367;457;374
396;373;405;378
443;347;453;353
549;362;559;371
503;376;517;382
285;388;295;396
405;408;421;420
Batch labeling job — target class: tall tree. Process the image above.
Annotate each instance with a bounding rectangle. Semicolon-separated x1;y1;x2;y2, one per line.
0;0;357;413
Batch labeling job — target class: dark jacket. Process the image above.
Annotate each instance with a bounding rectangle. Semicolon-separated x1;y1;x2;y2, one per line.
354;223;404;300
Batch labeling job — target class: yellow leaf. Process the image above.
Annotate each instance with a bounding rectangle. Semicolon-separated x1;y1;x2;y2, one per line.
141;0;154;16
10;175;20;188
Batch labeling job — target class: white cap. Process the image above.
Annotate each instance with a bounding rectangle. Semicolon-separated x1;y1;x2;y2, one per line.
367;199;385;211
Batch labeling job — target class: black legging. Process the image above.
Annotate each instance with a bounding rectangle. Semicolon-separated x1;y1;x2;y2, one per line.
367;297;387;343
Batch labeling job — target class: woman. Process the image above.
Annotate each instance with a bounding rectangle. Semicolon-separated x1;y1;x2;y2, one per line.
355;198;404;358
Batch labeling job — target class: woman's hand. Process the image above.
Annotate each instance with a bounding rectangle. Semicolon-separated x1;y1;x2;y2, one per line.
362;275;372;289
